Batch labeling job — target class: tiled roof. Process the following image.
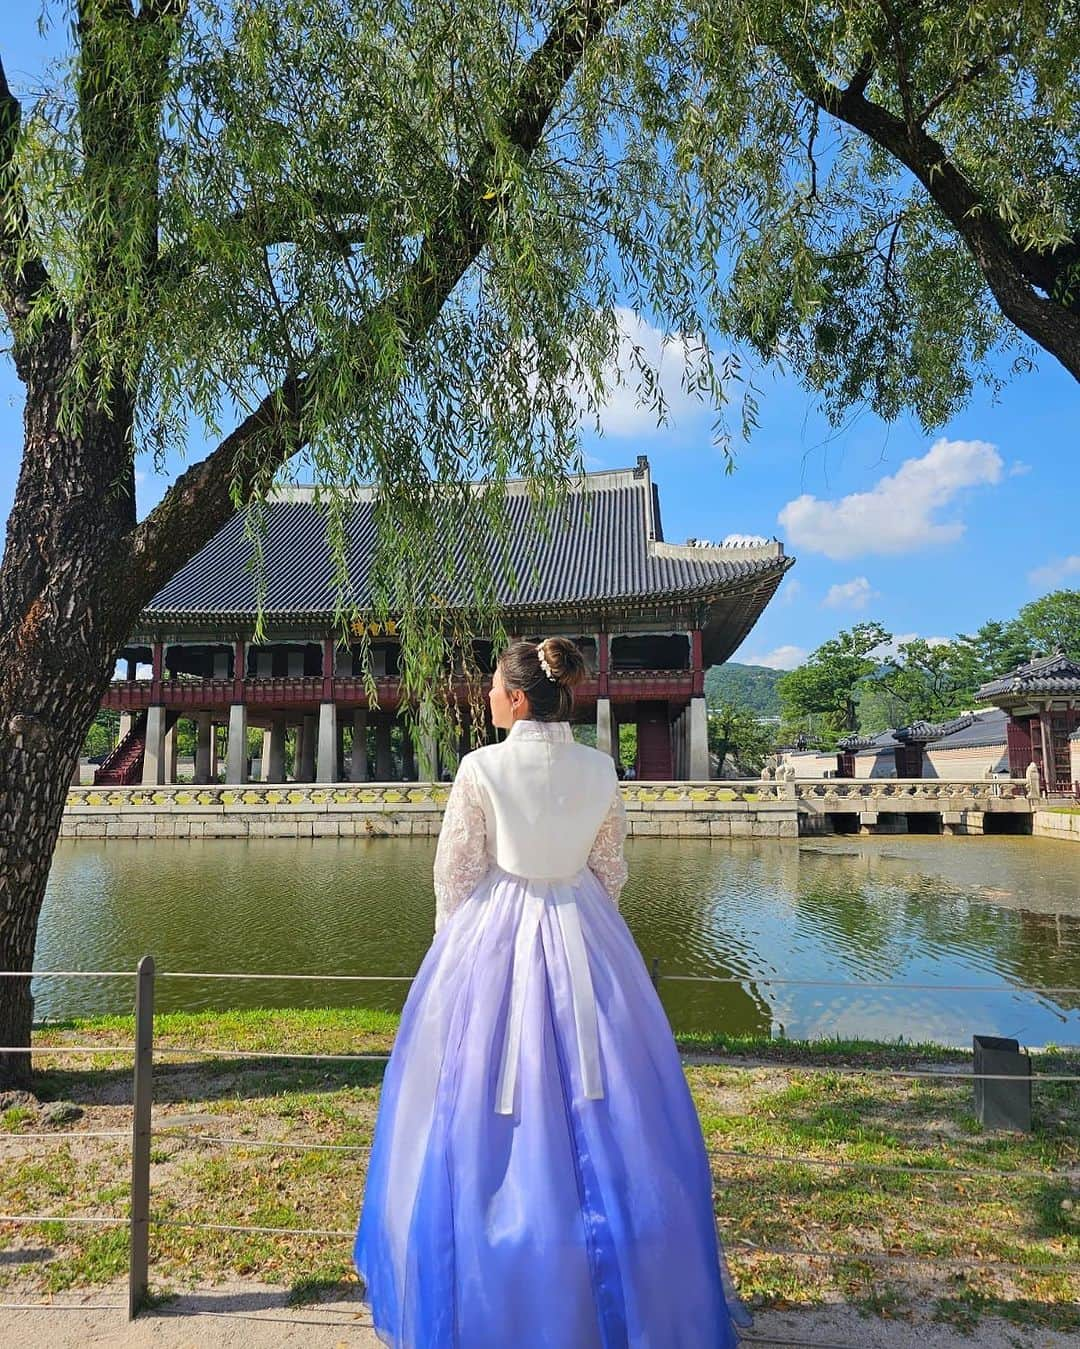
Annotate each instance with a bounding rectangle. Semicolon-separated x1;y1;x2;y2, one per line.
143;460;793;638
851;730;902;755
927;708;1008;751
977;651;1080;700
850;710;1008;756
894;714;976;744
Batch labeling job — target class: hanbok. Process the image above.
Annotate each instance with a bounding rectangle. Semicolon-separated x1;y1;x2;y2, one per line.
354;719;748;1347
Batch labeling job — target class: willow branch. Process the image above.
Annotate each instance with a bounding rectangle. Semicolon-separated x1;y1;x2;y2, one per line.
769;34;1080;378
0;54;52;334
127;0;628;597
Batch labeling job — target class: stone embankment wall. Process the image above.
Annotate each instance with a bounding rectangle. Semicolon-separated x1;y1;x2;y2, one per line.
1032;809;1080;843
60;783;801;841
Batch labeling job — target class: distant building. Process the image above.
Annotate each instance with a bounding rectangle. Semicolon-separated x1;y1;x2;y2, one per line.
778;709;1010;781
96;457;793;786
775;649;1080;792
976;651;1080;792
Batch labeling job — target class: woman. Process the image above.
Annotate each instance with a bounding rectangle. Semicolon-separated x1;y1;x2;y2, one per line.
354;638;748;1347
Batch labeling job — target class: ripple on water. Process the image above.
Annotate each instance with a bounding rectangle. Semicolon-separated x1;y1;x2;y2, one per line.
33;833;1080;1045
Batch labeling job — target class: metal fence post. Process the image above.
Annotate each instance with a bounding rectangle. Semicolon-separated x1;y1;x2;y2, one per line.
128;955;155;1319
650;957;661;991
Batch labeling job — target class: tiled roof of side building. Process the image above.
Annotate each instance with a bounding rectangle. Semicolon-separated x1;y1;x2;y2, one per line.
977;651;1080;700
927;708;1008;751
851;710;1008;756
144;459;793;619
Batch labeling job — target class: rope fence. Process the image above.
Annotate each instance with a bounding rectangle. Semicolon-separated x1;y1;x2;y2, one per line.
0;955;1077;1326
8;966;1080;995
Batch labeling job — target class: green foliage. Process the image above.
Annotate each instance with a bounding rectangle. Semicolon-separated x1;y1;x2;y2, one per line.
705;662;783;716
1012;590;1080;659
784;590;1079;741
864;637;973;725
685;0;1080;418
81;711;119;760
778;622;890;746
707;701;774;775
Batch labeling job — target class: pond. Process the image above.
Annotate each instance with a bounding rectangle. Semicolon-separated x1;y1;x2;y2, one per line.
33;835;1080;1047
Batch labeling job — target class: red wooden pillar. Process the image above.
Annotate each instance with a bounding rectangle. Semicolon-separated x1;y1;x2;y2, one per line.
690;628;704;696
322;637;335;700
150;641;164;703
232;640;246;702
1039;709;1055;791
597;631;609;696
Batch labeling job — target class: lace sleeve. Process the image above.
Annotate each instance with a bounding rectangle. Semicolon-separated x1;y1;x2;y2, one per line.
587;785;628;906
433;758;490;932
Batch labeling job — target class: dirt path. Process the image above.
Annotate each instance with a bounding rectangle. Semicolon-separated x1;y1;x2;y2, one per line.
1;1283;1072;1348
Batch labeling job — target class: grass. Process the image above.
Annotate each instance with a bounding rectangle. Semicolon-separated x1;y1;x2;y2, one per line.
2;1007;1078;1331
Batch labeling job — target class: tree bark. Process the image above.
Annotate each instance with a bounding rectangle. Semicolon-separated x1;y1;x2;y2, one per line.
0;330;139;1087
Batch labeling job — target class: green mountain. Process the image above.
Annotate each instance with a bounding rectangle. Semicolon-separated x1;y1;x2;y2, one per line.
704;662;784;716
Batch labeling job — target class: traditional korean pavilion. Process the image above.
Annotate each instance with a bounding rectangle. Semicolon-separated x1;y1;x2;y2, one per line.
976;650;1080;791
97;457;793;785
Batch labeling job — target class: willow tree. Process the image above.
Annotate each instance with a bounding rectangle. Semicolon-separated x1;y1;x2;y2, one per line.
0;0;752;1085
693;0;1080;424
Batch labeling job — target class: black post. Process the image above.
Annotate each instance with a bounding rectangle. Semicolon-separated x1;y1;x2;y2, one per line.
973;1034;1031;1132
128;955;155;1317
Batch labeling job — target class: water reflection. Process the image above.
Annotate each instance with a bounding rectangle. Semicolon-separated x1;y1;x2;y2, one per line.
35;835;1080;1046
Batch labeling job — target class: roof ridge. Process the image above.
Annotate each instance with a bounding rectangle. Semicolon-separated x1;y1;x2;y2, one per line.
266;462;651;504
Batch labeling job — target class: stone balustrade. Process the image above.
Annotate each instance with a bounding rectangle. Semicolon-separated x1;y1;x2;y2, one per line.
60;777;1033;841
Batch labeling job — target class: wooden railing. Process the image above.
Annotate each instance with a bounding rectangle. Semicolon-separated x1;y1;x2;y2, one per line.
101;667;699;710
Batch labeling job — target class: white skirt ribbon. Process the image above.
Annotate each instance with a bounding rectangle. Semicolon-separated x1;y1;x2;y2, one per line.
494;881;604;1116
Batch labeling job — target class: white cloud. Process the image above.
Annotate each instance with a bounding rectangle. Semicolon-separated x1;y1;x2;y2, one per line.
1028;555;1080;589
1009;460;1032;477
576;307;714;438
743;644;807;670
778;438;1003;560
777;577;803;607
823;576;879;610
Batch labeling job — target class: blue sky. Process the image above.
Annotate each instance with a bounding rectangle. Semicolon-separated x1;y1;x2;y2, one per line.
3;11;1079;671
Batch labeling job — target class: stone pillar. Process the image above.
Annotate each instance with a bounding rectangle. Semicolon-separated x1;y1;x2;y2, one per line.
226;702;248;784
119;711;133;742
71;756;83;786
194;712;212;784
317;701;339;782
351;709;369;781
142;705;166;785
402;718;417;780
292;721;305;782
210;721;220;780
689;696;709;781
417;703;439;781
164;722;178;784
375;715;394;780
596;696;615;758
267;715;286;782
299;713;317;781
261;729;273;781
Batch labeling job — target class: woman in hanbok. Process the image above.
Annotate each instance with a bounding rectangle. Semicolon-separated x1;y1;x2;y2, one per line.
354;638;748;1347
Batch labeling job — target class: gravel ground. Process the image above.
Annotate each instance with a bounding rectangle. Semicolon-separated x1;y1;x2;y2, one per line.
1;1282;1075;1349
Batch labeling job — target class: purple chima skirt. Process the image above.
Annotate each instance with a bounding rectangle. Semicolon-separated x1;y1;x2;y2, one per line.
354;864;748;1347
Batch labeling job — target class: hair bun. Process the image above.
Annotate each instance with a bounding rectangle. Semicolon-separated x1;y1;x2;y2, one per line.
538;636;587;689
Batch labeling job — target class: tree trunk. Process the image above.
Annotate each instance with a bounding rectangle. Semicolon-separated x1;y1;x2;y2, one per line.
0;328;139;1088
0;730;86;1086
